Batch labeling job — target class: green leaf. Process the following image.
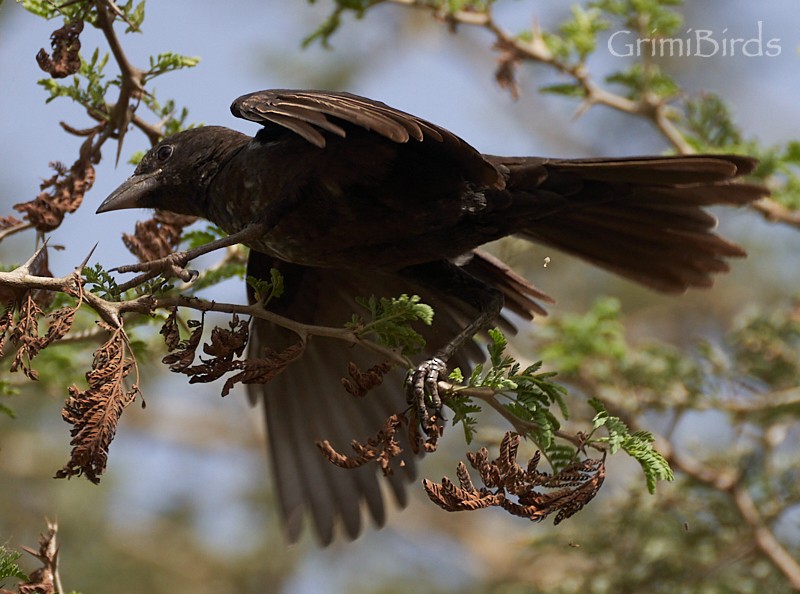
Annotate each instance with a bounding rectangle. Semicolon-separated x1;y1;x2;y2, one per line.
190;260;247;293
124;0;146;32
349;294;433;355
539;297;627;374
680;93;742;148
539;83;586;98
247;268;284;306
127;150;145;166
622;431;674;493
0;546;28;581
144;52;200;82
38;47;112;118
446;393;481;443
0;401;16;419
83;263;121;301
606;63;679;101
589;398;673;492
592;0;684;36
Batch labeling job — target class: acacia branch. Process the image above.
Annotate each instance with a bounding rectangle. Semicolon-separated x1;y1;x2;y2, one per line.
665;443;800;589
385;0;689;151
0;220;34;242
752;196;800;229
0;256;413;370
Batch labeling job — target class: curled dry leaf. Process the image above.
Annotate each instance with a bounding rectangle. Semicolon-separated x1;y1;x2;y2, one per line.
0;300;15;356
424;432;605;524
0;215;23;229
15;136;96;232
168;313;249;385
317;408;441;477
494;38;522;99
341;360;392;397
162;316;204;372
8;297;78;381
219;342;305;396
36;19;83;78
0;258;80;381
123;210;197;262
9;295;45;380
407;408;442;455
56;323;140;483
317;413;406;477
159;307;181;350
161;311;304;396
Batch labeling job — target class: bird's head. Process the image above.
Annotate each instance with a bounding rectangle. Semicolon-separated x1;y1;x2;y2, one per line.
97;126;249;217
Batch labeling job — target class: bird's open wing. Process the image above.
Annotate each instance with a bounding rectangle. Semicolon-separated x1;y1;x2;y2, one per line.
230;89;504;189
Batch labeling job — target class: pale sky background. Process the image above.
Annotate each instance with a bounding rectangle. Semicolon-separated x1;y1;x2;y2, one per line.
1;2;799;593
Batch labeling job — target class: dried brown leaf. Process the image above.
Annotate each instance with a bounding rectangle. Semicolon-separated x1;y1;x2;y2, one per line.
202;314;248;358
56;323;140;483
317;413;406;476
425;432;605;524
162;317;204;371
423;477;502;512
159;307;181;350
162;311;307;397
341;360;392;397
407;410;442;455
36;20;83;78
220;342;305;396
2;277;80;379
15;136;95;232
0;215;23;229
122;210;196;262
10;294;45;380
494;39;521;99
0;299;16;356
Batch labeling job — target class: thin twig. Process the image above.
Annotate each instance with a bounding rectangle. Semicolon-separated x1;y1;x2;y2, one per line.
386;0;689;151
0;220;34;243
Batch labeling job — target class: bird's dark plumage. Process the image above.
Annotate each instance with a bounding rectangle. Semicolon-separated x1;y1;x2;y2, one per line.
98;89;765;544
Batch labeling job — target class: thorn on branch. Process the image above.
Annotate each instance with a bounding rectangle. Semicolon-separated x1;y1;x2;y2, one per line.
424;432;605;524
18;519;61;594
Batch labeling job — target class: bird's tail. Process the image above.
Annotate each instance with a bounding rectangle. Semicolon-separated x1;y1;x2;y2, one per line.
492;155;766;293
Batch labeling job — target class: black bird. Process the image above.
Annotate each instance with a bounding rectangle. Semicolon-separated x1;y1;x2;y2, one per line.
98;89;764;544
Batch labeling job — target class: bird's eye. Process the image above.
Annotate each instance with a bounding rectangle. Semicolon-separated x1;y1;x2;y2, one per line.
156;145;174;162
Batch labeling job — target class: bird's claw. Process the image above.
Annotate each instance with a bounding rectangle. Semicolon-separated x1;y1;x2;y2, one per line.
114;251;198;283
406;357;448;434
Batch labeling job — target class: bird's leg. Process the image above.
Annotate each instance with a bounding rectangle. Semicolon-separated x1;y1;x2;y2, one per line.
113;223;266;281
402;260;504;434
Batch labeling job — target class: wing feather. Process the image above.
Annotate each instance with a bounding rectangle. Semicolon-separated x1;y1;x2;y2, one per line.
231;89;504;188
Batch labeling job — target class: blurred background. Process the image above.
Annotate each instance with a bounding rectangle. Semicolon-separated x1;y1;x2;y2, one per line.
0;1;798;592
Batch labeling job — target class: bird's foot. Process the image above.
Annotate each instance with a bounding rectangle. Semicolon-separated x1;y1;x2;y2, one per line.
406;357;448;434
113;251;198;283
